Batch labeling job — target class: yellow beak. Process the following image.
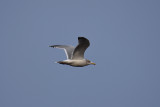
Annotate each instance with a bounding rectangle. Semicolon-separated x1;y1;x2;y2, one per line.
90;62;96;65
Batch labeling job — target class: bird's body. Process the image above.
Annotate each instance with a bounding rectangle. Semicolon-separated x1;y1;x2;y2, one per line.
57;59;91;67
50;37;95;67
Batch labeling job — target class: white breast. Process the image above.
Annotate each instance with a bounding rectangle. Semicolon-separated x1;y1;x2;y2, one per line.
65;59;88;67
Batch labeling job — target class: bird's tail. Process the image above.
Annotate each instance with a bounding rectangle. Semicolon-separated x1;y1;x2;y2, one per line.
56;61;68;65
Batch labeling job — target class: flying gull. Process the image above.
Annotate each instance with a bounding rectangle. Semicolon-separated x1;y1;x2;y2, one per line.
49;37;96;67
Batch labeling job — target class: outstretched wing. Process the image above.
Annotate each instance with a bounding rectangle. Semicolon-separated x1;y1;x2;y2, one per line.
72;37;90;60
49;45;75;59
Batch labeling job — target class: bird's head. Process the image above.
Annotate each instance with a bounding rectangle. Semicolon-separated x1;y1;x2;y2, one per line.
86;60;96;65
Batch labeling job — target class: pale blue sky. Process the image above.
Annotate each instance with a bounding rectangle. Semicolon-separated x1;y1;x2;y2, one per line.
0;0;160;107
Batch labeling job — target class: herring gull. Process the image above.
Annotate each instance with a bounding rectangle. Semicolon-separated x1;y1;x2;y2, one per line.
49;37;96;67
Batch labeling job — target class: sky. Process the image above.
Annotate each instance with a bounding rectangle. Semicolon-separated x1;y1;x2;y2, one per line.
0;0;160;107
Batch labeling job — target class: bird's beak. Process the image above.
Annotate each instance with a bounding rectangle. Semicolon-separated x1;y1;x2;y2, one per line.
90;62;96;65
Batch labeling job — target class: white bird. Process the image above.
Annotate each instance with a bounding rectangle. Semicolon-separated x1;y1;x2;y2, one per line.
49;37;96;67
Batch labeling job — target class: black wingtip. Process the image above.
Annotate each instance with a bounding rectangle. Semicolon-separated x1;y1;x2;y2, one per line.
78;37;87;40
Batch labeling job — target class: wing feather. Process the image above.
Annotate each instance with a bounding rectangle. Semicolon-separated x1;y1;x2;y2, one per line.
72;37;90;60
49;45;75;59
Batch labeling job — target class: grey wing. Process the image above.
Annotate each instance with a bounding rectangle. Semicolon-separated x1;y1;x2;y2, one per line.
72;37;90;60
49;45;75;59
